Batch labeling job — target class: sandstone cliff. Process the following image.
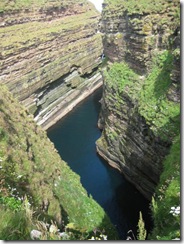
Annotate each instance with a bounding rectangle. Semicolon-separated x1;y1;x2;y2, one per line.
96;0;180;200
0;0;103;129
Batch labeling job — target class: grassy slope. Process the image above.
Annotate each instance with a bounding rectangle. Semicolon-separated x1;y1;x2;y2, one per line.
103;0;179;15
0;85;117;240
0;0;87;12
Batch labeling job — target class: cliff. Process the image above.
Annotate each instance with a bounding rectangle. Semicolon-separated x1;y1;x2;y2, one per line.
0;0;103;129
96;0;180;200
100;0;179;75
0;84;117;240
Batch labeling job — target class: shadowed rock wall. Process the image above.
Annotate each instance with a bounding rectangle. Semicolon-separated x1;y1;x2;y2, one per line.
97;0;180;200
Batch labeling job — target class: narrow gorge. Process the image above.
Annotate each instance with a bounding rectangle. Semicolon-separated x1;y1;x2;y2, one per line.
0;0;180;241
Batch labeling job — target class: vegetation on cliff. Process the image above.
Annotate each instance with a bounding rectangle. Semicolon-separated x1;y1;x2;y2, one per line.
0;0;103;129
0;85;117;240
104;49;180;141
103;0;179;21
0;0;91;12
150;135;180;240
99;0;180;240
103;56;180;239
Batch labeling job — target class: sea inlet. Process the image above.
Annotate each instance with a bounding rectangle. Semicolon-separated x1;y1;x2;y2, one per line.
47;87;152;239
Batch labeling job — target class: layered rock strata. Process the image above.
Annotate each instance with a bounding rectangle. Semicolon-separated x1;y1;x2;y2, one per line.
0;0;103;129
97;80;170;200
97;0;180;200
100;0;179;75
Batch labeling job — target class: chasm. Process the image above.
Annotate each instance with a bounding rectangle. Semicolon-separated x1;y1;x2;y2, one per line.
47;87;152;240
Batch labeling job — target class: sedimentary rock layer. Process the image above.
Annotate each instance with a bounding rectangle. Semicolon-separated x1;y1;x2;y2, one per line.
100;0;179;75
96;80;170;200
97;0;180;200
37;72;103;130
0;0;103;128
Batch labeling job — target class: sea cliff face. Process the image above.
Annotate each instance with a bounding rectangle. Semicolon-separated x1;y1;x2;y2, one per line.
0;0;103;129
97;0;180;200
100;0;179;75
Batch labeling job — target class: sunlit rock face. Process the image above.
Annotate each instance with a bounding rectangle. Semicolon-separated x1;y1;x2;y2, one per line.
97;0;180;200
100;0;179;75
0;0;103;129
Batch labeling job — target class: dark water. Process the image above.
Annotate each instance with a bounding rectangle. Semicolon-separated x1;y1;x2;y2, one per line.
47;87;152;239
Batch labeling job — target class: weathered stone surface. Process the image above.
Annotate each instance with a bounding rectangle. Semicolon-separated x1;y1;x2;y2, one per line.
96;81;170;199
36;72;103;130
97;0;180;200
0;0;103;128
100;0;179;75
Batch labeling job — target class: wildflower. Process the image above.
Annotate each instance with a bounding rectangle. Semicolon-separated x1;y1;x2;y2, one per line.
59;232;69;239
30;230;42;240
170;206;180;216
89;236;95;240
49;224;58;233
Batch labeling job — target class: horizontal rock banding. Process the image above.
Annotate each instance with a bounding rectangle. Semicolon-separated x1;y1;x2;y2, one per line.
97;0;180;200
0;0;103;128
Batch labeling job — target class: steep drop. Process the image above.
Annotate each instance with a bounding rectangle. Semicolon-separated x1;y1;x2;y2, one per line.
47;88;152;239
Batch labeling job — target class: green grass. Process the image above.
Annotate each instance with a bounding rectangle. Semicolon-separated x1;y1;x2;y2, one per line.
149;135;180;240
104;62;138;92
0;0;87;12
103;0;179;16
0;12;98;50
104;50;180;142
139;50;180;141
0;85;118;240
0;197;34;240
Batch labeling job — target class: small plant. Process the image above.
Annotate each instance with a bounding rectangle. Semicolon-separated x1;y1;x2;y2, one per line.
0;196;22;211
137;211;147;240
149;136;180;240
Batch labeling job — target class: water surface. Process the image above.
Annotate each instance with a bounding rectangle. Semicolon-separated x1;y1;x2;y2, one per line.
47;88;151;239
